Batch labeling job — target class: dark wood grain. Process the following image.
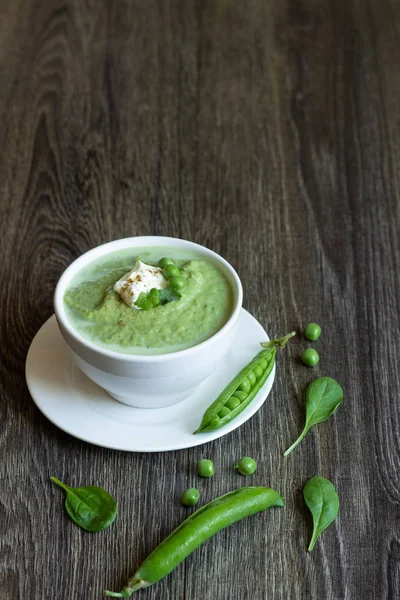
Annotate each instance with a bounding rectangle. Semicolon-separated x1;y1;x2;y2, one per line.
1;0;399;598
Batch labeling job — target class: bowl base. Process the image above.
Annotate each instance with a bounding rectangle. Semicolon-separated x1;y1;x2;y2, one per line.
106;389;191;409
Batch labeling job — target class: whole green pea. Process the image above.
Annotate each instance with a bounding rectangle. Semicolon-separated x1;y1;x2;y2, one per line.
301;348;320;367
225;396;241;411
198;459;215;478
181;487;200;507
169;275;186;291
235;457;257;475
158;257;174;269
163;264;180;279
304;322;321;341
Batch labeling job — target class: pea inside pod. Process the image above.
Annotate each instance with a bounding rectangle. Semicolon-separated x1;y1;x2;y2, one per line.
194;332;296;434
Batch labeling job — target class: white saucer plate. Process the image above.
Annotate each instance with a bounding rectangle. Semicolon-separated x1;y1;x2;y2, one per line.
25;309;275;452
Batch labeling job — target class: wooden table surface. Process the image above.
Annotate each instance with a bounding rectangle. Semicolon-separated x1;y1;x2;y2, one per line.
1;1;400;599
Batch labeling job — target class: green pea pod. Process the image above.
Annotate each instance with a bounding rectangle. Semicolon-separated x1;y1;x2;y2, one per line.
194;332;295;434
194;348;276;433
104;486;284;597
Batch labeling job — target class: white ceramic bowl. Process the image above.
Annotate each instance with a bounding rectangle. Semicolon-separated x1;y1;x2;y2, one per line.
54;236;243;408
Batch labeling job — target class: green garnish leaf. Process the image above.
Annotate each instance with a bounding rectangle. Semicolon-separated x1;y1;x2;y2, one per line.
50;477;117;532
134;288;161;310
159;287;181;305
303;476;339;551
134;287;181;310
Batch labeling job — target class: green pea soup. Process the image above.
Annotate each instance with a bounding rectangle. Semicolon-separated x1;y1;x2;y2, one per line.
63;246;234;355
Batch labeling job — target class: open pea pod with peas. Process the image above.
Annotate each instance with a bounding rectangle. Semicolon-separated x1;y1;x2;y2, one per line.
194;331;296;434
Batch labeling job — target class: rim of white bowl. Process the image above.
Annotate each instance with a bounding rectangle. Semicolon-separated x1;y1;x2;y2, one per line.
54;236;243;362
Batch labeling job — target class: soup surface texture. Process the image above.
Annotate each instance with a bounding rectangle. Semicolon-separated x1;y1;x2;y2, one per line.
63;247;233;355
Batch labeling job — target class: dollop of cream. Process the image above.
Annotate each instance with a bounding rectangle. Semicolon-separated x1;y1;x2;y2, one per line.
114;260;168;309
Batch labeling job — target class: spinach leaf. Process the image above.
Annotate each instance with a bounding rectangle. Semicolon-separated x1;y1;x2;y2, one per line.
284;377;343;456
303;476;339;551
50;477;117;532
